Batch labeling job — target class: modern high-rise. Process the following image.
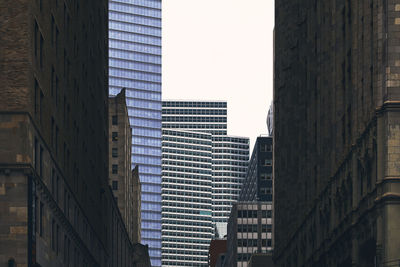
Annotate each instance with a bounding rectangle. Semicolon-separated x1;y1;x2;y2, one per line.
0;1;142;266
161;101;249;264
225;202;273;267
274;1;400;266
109;1;162;265
161;129;214;266
239;136;273;202
212;135;249;238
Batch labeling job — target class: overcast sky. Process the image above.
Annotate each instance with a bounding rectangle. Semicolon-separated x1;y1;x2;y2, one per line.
162;0;275;150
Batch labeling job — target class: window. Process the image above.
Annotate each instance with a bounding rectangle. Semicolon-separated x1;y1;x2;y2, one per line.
112;132;118;141
51;219;55;250
39;202;44;236
112;115;118;125
39;146;43;177
264;159;272;166
112;148;118;157
112;164;118;174
112;180;118;190
34;79;39;115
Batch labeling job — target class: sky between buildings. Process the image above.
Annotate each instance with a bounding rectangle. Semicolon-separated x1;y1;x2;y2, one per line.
162;0;275;150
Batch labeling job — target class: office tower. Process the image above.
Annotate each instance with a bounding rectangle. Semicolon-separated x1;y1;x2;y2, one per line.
239;136;273;202
162;101;249;237
109;0;162;265
225;202;273;267
274;1;400;266
109;89;140;243
161;129;213;266
224;136;273;267
0;1;142;266
212;135;249;238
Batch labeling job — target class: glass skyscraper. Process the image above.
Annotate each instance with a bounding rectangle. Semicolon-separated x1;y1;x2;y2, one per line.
109;1;162;266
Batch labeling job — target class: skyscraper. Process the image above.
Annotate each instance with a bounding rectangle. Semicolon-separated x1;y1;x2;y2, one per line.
161;129;214;266
161;101;249;260
109;1;162;265
274;1;400;266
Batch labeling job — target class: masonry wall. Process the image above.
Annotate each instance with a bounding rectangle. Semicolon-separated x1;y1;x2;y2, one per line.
274;0;400;266
0;0;141;266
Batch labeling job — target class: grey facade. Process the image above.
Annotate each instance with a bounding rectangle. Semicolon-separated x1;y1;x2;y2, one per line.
274;0;400;266
225;202;273;267
239;136;273;202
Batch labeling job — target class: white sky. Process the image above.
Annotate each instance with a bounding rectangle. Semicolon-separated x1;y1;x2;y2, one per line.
162;0;275;150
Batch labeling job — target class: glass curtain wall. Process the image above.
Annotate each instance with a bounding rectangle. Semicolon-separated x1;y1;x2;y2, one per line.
109;1;162;266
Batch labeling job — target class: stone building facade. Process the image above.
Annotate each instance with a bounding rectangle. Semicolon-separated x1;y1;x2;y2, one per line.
109;89;139;243
0;1;142;266
274;0;400;266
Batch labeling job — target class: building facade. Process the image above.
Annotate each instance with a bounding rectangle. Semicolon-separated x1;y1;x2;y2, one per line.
274;0;400;266
0;1;142;266
161;129;213;266
162;101;249;239
212;136;249;238
225;202;273;267
109;89;137;243
208;239;227;267
239;136;273;202
109;0;162;265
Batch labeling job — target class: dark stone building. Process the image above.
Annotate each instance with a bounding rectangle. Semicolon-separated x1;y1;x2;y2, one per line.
239;136;273;202
109;89;141;244
274;0;400;266
0;1;144;266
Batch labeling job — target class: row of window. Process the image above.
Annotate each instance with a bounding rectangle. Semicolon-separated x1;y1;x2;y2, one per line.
109;20;161;37
162;160;211;170
162;213;213;221
109;2;161;18
162;129;211;139
162;220;213;228
212;149;248;155
238;210;273;218
162;166;212;175
162;142;211;152
162;178;211;187
213;143;249;150
162;231;212;239
162;196;212;204
237;224;272;233
163;124;227;129
162;102;227;108
163;154;212;163
162;202;211;211
162;148;210;158
213;172;246;178
163;136;212;146
109;10;161;28
213;154;249;161
162;225;212;233
162;184;211;192
162;116;227;123
162;172;212;180
161;189;211;198
162;109;227;115
212;136;249;144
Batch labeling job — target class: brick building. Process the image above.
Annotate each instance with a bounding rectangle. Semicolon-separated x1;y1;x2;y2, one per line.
274;0;400;266
0;1;142;266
